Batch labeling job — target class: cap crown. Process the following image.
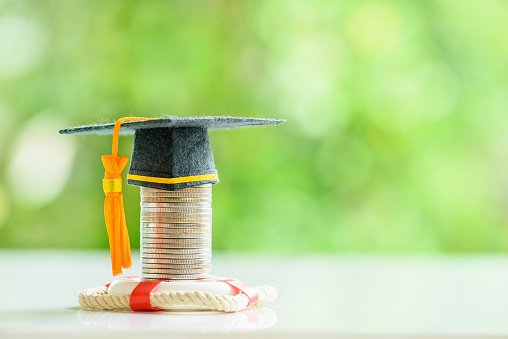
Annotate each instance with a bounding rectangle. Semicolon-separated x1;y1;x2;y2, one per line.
127;127;218;191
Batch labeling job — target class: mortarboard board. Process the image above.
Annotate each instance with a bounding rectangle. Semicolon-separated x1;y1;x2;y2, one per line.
61;116;283;312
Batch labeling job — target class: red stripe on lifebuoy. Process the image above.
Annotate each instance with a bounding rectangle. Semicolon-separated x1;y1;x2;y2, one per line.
129;281;162;311
219;279;259;307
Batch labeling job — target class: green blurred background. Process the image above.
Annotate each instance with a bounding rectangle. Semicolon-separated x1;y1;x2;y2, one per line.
0;0;508;253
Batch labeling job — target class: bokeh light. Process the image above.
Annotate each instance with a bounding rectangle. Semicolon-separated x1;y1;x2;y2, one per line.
1;0;508;253
7;113;76;207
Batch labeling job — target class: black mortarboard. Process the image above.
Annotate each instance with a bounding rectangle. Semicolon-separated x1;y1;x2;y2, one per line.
60;116;283;191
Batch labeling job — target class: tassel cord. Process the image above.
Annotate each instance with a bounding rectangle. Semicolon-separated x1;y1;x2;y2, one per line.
102;117;152;276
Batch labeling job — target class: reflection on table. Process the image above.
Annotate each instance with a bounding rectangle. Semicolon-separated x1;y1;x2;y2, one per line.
78;306;277;333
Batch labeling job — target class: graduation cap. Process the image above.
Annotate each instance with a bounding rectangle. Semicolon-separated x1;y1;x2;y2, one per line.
60;116;283;312
60;116;283;191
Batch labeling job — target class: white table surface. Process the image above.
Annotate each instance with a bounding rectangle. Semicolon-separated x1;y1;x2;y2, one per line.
1;250;507;338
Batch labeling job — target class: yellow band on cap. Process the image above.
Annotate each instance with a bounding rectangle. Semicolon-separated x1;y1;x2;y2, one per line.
103;178;122;193
127;173;218;185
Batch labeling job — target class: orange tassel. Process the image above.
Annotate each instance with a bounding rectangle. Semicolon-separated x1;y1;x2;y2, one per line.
102;117;152;276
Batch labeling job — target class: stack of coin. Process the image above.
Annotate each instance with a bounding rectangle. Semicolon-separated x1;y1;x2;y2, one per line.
140;184;212;281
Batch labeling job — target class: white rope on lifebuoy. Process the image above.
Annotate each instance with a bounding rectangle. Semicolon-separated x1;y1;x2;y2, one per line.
79;285;277;313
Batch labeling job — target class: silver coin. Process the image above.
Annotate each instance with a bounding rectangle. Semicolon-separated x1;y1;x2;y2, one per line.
142;273;211;280
141;184;211;190
179;186;212;192
141;227;210;235
141;256;211;262
141;245;211;251
141;217;211;224
140;191;212;197
141;202;211;208
141;186;212;193
141;255;212;266
141;224;211;230
141;252;212;259
141;268;211;274
140;194;211;200
141;255;211;261
141;259;211;264
142;271;212;278
140;189;212;196
141;233;211;240
141;207;212;213
142;245;209;251
141;248;211;255
140;244;212;251
141;222;212;229
141;185;211;193
141;226;211;232
140;188;211;194
141;197;212;203
141;262;211;269
141;243;210;249
142;267;212;275
142;237;211;244
141;257;211;264
141;211;212;218
141;238;211;245
141;234;210;240
141;258;211;264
